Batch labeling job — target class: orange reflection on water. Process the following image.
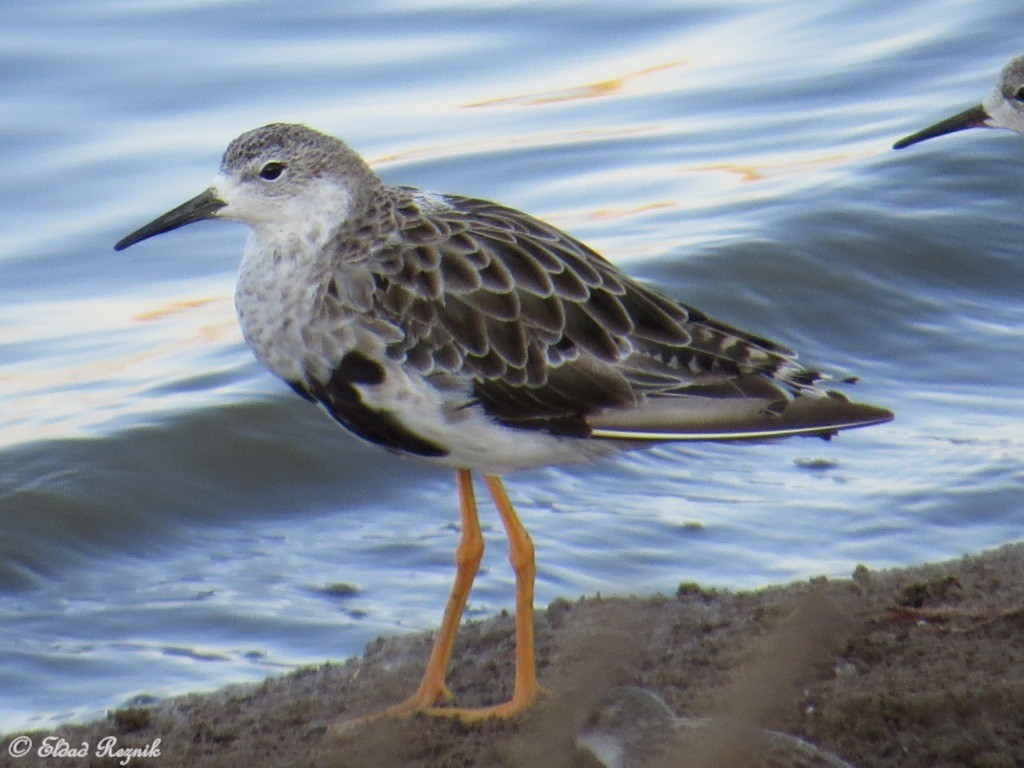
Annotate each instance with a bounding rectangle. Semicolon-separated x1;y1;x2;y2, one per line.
692;150;858;184
587;201;675;221
0;292;244;448
134;297;222;322
541;200;677;239
371;124;654;168
464;60;686;108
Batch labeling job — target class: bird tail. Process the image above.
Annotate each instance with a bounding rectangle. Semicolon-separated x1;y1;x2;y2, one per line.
587;391;893;442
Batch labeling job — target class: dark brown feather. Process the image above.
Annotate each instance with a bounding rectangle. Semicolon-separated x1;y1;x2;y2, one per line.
362;190;839;435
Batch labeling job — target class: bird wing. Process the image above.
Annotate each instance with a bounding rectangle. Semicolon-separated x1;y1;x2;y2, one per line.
367;190;892;440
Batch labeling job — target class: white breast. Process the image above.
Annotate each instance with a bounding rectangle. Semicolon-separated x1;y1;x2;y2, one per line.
222;171;357;384
235;232;326;383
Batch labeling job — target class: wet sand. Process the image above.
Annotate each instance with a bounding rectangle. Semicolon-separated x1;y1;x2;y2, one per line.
3;542;1023;768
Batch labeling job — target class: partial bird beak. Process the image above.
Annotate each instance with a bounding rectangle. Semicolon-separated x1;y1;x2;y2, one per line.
115;187;227;251
893;104;991;150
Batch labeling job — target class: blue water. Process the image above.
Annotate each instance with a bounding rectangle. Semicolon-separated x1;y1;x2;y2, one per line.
2;0;1024;733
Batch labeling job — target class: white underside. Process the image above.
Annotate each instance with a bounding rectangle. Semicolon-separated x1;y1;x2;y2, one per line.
231;175;355;385
352;361;616;474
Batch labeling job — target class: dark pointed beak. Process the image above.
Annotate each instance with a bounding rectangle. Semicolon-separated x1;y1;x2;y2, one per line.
893;104;991;150
114;188;227;251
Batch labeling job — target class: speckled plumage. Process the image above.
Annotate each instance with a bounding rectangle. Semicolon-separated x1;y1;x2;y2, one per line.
120;123;891;473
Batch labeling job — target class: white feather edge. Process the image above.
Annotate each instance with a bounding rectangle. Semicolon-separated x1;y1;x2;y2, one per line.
590;417;888;442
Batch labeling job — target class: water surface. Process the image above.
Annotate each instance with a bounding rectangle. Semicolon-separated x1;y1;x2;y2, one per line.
2;0;1024;732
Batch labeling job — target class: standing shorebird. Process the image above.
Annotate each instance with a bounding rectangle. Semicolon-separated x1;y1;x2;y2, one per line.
115;123;892;724
894;54;1024;149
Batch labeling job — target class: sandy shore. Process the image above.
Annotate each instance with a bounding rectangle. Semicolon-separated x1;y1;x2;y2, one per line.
3;542;1023;768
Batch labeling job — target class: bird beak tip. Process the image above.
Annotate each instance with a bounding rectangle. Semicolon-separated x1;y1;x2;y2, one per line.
114;188;226;251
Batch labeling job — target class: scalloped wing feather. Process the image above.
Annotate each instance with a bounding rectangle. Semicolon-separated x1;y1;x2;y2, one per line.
353;190;882;437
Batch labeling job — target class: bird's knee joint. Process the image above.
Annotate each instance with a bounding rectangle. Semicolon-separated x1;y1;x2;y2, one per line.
456;537;484;568
507;539;535;574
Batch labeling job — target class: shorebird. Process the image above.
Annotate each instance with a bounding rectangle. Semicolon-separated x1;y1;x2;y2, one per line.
115;123;892;724
894;54;1024;149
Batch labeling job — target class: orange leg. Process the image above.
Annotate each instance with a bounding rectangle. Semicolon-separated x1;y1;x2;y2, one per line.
387;468;484;711
331;472;545;733
419;474;545;720
330;469;483;732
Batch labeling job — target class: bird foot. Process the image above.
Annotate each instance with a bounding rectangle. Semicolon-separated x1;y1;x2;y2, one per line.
417;682;552;722
327;684;551;736
326;682;453;736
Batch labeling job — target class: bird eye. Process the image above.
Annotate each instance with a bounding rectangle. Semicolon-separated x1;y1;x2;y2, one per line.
259;161;286;181
1015;85;1024;102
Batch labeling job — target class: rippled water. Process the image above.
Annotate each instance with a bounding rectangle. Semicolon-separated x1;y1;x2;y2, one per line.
2;0;1024;733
